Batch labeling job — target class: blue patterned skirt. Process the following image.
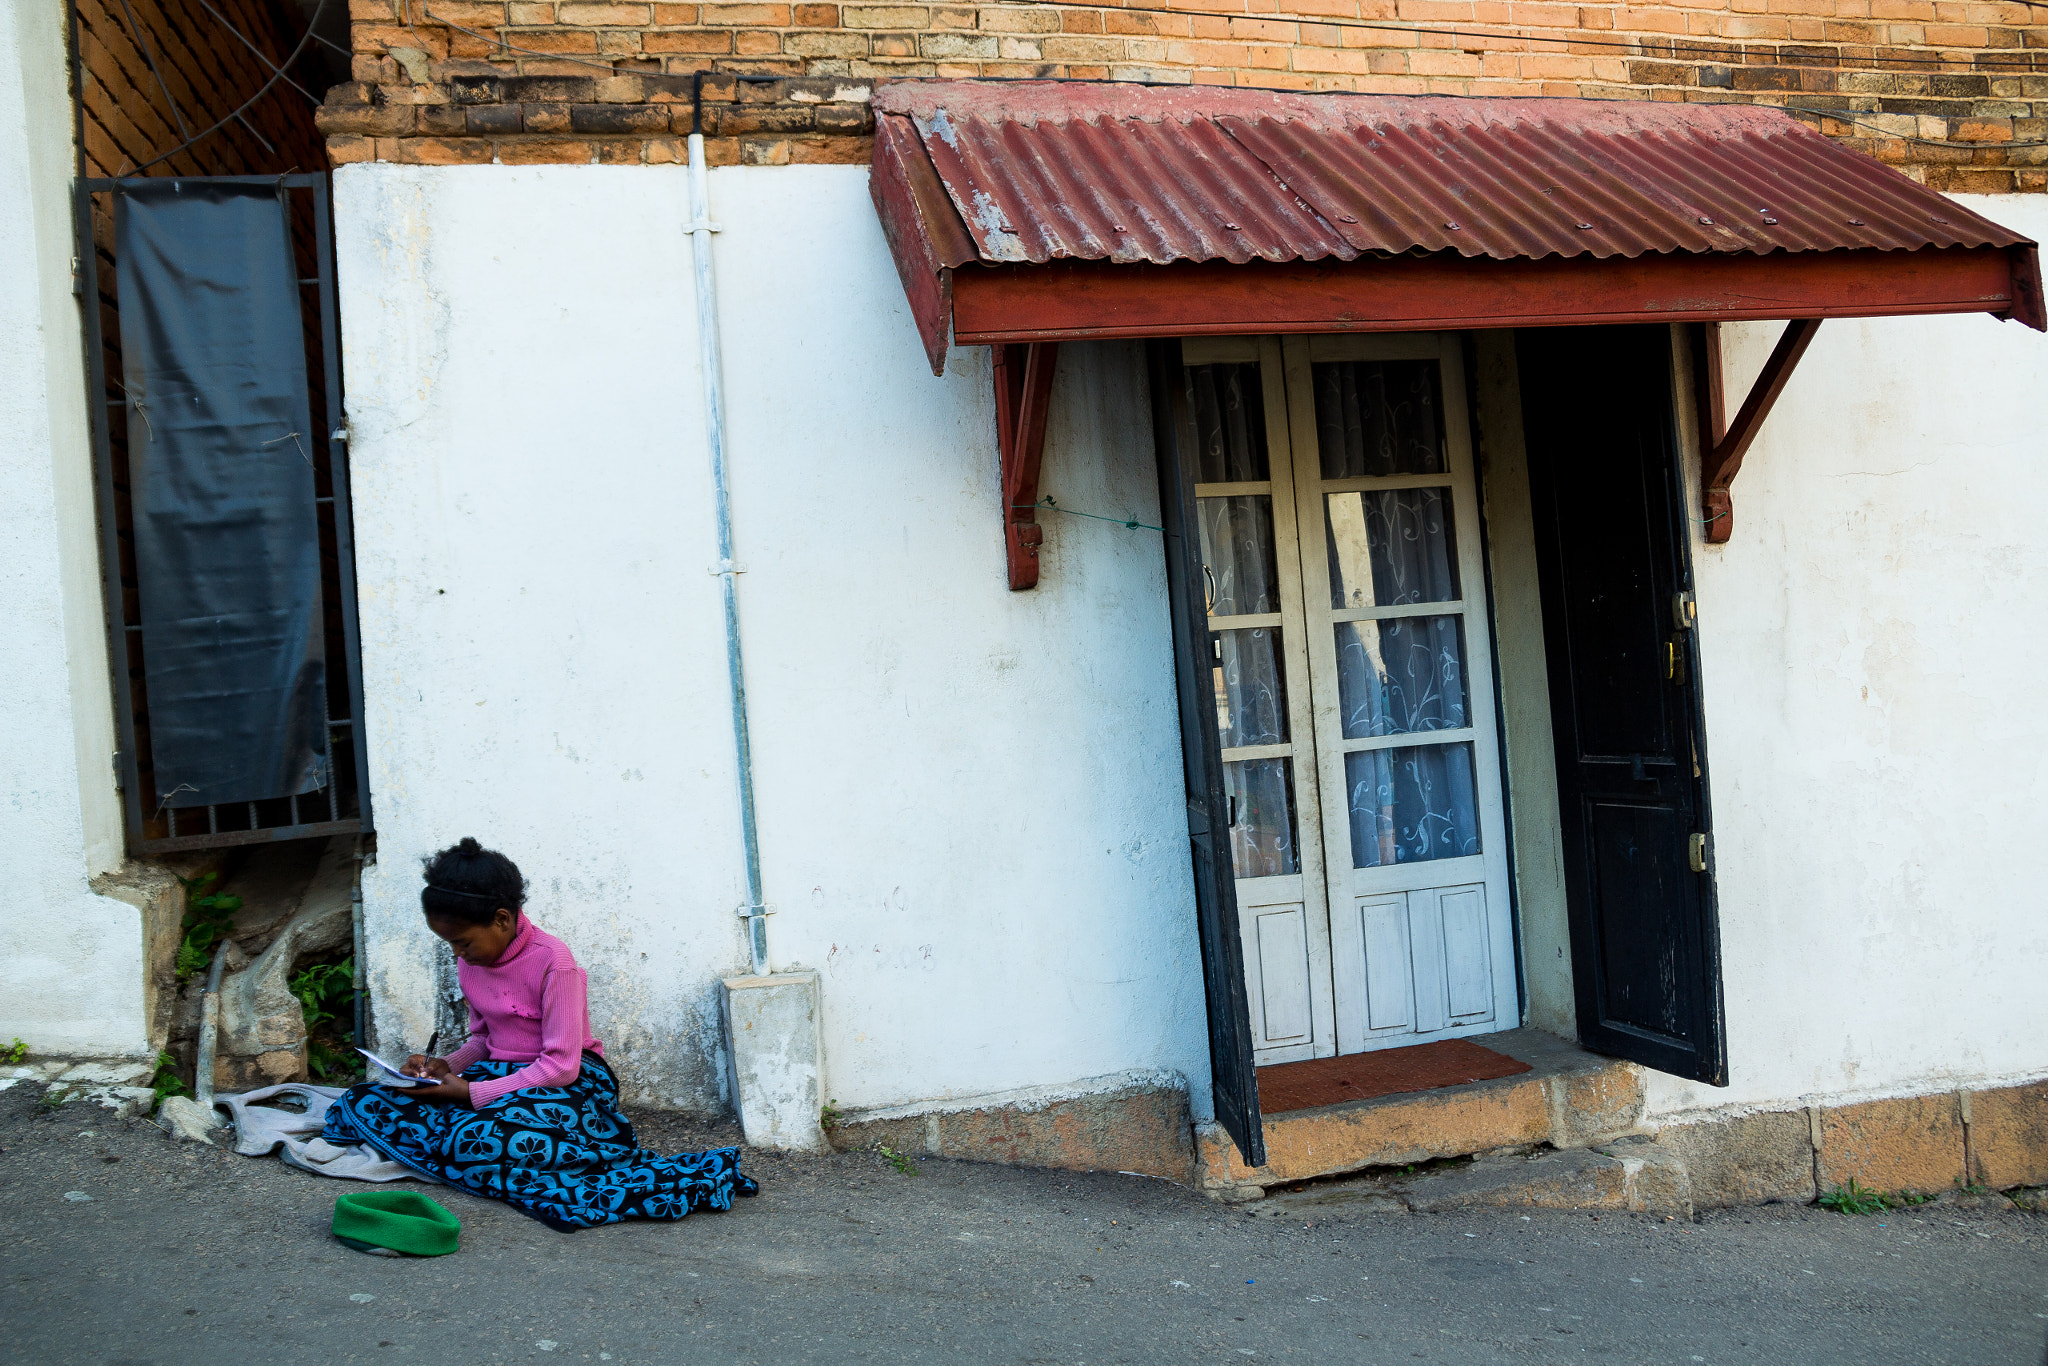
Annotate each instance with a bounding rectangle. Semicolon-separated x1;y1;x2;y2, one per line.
322;1053;756;1230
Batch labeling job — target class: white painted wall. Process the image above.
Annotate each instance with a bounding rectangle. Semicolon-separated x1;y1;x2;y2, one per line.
334;164;1212;1116
0;0;150;1057
1646;193;2048;1118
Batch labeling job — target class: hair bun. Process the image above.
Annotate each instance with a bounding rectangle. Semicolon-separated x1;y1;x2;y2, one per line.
456;836;482;855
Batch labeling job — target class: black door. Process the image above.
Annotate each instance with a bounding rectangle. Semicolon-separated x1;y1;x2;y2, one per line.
1147;340;1266;1166
1516;325;1727;1086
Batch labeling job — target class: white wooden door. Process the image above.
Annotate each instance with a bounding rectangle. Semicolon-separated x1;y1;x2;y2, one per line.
1186;338;1335;1065
1184;334;1517;1065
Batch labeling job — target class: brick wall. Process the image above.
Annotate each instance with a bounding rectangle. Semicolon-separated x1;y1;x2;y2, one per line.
320;0;2046;190
78;0;327;177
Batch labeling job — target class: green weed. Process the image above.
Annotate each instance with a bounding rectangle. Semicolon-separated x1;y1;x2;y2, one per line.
0;1039;27;1065
1819;1178;1890;1215
1819;1178;1932;1214
821;1100;841;1132
150;1050;191;1106
307;1037;362;1086
290;958;355;1031
290;955;362;1085
174;872;243;981
876;1144;919;1176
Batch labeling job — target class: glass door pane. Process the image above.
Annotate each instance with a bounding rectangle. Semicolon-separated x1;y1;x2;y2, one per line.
1283;335;1518;1058
1184;339;1336;1065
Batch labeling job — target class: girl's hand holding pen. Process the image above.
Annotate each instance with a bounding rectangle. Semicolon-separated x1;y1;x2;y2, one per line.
409;1075;473;1105
401;1054;467;1101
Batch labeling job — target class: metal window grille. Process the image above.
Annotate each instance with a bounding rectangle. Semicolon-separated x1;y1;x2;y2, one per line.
76;172;372;855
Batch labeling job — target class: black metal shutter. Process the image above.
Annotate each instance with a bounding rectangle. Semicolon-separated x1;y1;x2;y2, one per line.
116;180;329;809
1147;340;1265;1168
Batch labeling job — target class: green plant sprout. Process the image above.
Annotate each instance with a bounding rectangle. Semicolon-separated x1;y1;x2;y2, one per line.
1819;1178;1931;1214
174;872;243;981
0;1039;28;1065
150;1050;191;1106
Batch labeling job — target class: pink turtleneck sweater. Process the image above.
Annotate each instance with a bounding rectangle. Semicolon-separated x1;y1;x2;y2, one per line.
441;914;603;1110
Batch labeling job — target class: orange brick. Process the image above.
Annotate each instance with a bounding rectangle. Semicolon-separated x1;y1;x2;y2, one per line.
736;29;781;51
428;1;509;23
789;132;875;161
645;27;736;48
496;137;596;160
1951;116;2013;140
506;28;599;50
701;1;790;20
595;138;644;160
326;133;378;163
1520;50;1599;75
392;135;495;162
1411;47;1485;72
793;1;838;19
1510;1;1581;23
355;23;450;55
554;2;652;20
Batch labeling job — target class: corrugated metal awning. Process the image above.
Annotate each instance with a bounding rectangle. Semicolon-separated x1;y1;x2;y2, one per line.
870;80;2045;374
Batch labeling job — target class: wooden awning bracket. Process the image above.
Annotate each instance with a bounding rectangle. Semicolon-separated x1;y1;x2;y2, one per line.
993;341;1059;590
1698;317;1823;545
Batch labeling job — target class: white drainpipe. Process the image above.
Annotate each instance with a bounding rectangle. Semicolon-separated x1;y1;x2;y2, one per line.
687;130;772;978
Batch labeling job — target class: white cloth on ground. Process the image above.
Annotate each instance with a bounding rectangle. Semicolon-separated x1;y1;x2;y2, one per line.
215;1083;420;1183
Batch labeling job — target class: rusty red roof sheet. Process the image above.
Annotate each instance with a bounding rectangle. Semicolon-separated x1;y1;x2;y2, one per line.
867;80;2045;373
872;81;2030;269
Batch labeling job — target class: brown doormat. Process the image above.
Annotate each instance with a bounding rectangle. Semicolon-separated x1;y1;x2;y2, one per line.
1256;1039;1533;1115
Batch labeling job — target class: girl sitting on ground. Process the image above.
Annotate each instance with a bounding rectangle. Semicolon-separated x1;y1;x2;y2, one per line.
322;837;756;1229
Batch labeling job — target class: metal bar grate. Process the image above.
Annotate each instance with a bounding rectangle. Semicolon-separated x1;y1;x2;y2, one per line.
78;173;371;856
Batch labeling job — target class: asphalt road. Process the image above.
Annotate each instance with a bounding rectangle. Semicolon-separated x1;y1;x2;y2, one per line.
2;1084;2044;1366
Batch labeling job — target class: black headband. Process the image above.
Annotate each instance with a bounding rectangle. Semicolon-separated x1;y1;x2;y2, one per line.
423;883;502;903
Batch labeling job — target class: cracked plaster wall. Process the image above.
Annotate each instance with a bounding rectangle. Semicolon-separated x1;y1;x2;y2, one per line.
333;163;1212;1118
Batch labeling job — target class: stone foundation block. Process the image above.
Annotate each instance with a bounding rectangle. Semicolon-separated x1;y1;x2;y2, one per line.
1545;1060;1645;1148
721;969;827;1153
1816;1092;1966;1195
1398;1140;1690;1218
1967;1081;2048;1190
1653;1109;1816;1207
1403;1147;1631;1213
833;1073;1192;1182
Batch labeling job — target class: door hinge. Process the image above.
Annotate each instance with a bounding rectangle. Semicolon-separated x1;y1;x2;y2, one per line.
111;750;123;792
1688;832;1709;873
1673;590;1696;630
